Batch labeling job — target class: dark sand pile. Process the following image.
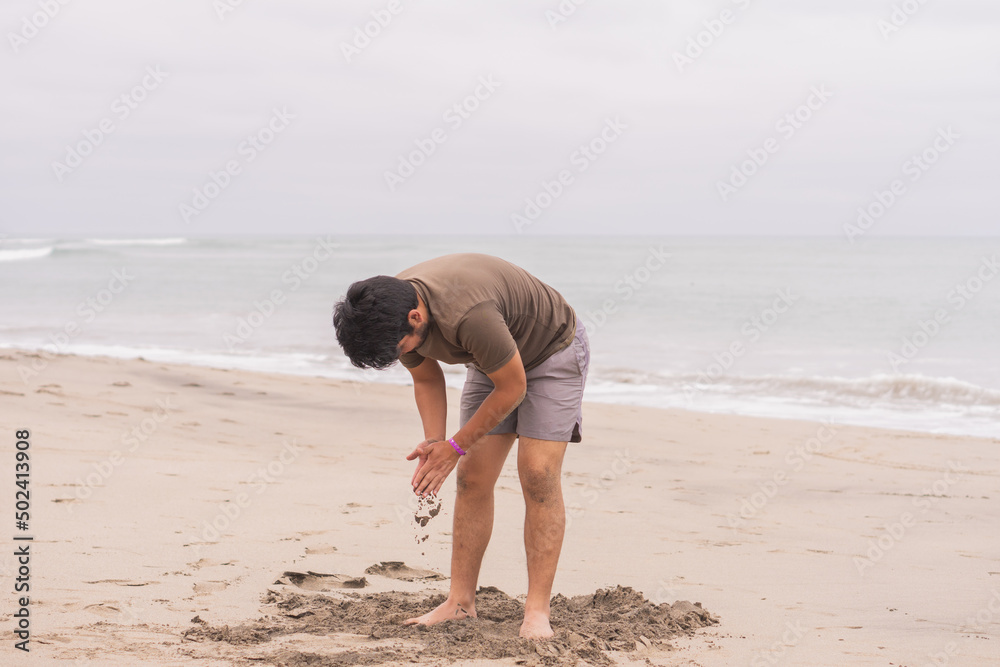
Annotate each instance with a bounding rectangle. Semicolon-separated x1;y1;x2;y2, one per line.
184;583;718;666
364;561;445;582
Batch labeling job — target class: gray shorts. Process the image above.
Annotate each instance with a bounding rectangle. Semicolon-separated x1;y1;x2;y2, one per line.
460;316;590;443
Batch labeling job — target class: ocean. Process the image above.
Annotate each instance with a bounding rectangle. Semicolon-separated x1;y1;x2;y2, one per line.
1;236;998;438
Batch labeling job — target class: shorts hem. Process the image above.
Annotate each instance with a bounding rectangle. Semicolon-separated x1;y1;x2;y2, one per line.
513;422;582;444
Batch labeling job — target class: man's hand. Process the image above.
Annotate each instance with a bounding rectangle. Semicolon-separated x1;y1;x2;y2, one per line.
406;439;460;496
406;438;438;487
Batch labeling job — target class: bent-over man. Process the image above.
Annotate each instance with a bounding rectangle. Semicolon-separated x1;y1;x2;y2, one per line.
333;253;589;638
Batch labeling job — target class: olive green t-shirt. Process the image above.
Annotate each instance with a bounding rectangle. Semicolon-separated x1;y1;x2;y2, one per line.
395;253;577;374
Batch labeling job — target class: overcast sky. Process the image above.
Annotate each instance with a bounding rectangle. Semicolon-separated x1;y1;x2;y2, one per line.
1;0;997;237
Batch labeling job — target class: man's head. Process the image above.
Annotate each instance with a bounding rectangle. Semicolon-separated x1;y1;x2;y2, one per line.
333;276;429;369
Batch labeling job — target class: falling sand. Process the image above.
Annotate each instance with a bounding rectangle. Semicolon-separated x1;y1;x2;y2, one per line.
183;583;719;665
412;494;442;553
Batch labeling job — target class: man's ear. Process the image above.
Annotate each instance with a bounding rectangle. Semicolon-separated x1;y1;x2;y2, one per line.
408;308;422;327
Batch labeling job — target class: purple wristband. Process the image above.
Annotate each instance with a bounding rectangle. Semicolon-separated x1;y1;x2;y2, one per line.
448;437;466;456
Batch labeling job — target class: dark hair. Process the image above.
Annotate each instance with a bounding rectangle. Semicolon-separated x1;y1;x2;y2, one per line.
333;276;418;369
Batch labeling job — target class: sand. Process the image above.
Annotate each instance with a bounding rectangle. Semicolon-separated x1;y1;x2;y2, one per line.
184;585;717;665
0;348;997;665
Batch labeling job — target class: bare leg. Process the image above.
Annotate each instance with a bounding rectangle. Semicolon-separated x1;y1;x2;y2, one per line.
404;432;516;626
516;436;568;639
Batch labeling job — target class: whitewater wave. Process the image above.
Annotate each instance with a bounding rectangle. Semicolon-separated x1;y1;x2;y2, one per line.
1;339;994;437
596;368;1000;409
83;238;188;247
0;246;55;262
0;238;189;261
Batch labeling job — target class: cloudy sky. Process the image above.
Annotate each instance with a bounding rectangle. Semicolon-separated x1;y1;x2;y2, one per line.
1;0;997;237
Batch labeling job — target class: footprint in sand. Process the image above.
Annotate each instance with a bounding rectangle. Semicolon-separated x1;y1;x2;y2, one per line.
193;581;229;594
111;381;131;387
84;579;157;587
83;603;123;618
189;558;236;570
276;571;368;591
304;545;338;555
365;561;446;582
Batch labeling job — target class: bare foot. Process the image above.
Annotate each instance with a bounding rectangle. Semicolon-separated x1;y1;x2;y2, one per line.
403;598;475;627
519;610;554;639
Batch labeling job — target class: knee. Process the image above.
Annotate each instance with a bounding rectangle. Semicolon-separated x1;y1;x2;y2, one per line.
519;465;562;505
456;465;494;497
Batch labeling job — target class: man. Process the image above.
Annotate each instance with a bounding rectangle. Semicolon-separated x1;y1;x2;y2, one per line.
332;253;589;639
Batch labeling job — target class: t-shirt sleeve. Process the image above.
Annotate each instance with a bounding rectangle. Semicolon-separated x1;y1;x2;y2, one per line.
399;351;425;369
456;302;518;374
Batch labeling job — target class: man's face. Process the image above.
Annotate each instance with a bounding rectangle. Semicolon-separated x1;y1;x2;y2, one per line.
397;319;429;357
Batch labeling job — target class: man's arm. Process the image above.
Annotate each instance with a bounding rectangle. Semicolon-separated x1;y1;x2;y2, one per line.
409;350;526;496
406;357;447;442
451;349;526;451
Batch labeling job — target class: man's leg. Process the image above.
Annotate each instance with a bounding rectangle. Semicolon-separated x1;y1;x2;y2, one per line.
404;432;517;626
516;436;568;639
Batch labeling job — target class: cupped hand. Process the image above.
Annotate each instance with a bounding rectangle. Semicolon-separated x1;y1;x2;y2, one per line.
405;438;437;487
405;439;460;496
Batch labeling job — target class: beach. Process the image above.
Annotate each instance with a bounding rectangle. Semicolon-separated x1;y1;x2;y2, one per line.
4;0;997;661
0;348;997;665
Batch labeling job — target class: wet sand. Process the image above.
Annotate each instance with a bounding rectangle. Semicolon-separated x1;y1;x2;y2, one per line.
0;349;997;665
